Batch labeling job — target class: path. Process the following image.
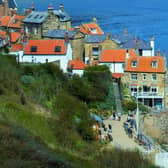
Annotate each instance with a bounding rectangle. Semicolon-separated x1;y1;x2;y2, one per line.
103;115;155;153
113;82;123;114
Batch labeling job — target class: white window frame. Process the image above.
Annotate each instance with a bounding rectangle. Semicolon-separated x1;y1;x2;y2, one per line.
152;61;158;68
143;74;147;80
131;61;138;67
151;86;157;93
130;85;138;93
131;74;138;80
152;74;157;81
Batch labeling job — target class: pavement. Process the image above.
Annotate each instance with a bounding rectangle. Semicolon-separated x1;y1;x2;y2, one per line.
103;115;155;153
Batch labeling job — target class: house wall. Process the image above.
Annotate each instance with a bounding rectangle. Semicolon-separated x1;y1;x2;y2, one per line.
72;69;84;77
142;50;152;56
71;32;85;60
122;72;165;107
43;13;59;34
21;43;72;73
100;62;124;73
84;39;119;62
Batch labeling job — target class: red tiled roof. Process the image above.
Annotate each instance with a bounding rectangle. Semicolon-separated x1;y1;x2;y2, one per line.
68;60;87;70
24;40;66;55
125;56;165;73
11;44;23;52
100;49;136;63
80;23;104;35
11;32;21;43
112;73;123;78
1;15;25;29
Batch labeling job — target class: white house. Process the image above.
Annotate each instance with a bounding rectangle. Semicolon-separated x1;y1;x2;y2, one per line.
22;39;72;73
68;59;87;77
99;49;136;76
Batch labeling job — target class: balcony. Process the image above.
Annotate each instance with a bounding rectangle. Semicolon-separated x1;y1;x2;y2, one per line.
131;92;164;99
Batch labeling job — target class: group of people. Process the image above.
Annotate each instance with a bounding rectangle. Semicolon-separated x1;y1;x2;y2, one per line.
123;113;136;138
97;123;113;142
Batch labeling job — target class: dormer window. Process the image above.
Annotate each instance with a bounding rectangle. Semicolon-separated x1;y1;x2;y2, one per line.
152;61;158;68
131;61;138;67
31;46;37;52
13;19;18;24
55;46;61;52
90;28;97;34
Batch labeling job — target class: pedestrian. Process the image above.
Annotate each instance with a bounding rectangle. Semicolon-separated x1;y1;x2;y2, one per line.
113;112;116;120
104;127;107;132
118;112;121;121
108;133;113;141
108;124;112;133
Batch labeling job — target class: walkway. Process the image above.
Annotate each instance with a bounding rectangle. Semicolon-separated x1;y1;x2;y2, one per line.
113;82;123;114
103;115;153;153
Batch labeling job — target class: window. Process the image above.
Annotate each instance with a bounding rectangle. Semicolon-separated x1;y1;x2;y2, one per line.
139;49;143;56
90;28;97;34
130;86;137;92
55;46;61;52
31;46;37;52
34;27;38;34
151;86;157;93
152;74;157;80
92;47;99;56
131;74;138;80
152;61;158;68
143;74;147;80
131;61;138;67
143;85;150;92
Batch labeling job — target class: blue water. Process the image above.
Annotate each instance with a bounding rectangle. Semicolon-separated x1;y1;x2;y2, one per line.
16;0;168;54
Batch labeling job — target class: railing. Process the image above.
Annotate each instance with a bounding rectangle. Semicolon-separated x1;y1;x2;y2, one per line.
131;92;164;98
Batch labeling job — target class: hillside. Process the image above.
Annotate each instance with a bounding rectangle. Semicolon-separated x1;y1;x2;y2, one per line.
0;55;157;168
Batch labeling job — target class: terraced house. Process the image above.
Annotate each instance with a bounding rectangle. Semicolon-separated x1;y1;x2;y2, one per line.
122;52;166;109
23;4;71;39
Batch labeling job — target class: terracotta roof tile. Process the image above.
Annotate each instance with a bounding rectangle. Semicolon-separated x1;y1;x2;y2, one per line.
11;32;21;43
11;44;23;52
125;56;165;73
112;73;124;78
80;23;104;35
100;49;136;62
1;15;25;28
68;60;87;70
24;40;67;55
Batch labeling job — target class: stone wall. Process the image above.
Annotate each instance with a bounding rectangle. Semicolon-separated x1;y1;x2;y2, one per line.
122;72;165;94
84;39;119;61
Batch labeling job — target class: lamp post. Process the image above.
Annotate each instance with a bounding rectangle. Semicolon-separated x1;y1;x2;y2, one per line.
136;90;139;137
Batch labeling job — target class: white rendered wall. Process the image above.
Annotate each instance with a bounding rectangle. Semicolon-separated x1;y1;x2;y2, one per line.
22;43;72;73
100;62;124;73
142;50;152;56
72;69;84;77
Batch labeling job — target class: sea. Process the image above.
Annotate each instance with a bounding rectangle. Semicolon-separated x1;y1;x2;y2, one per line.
16;0;168;58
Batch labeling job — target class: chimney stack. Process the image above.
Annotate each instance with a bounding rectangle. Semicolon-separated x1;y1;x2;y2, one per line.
92;17;97;23
150;35;155;56
126;49;130;59
65;32;69;43
30;3;35;11
124;29;128;34
106;33;111;40
157;50;160;56
48;3;54;14
59;4;64;12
